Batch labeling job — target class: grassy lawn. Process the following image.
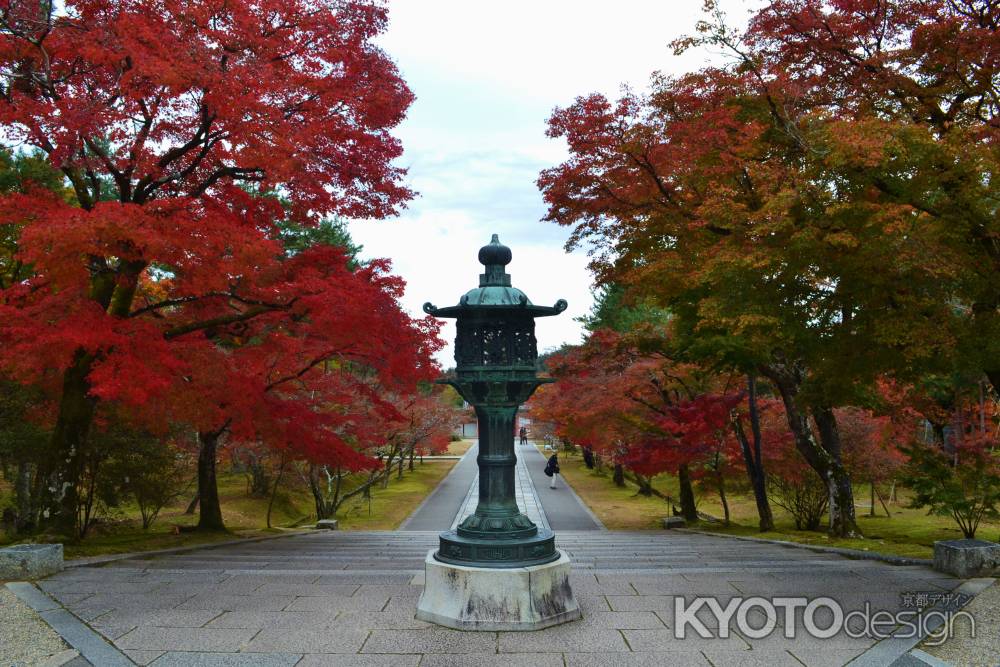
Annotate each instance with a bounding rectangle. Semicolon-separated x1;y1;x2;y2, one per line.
2;458;456;560
550;447;671;530
334;459;456;530
443;439;474;456
550;447;1000;559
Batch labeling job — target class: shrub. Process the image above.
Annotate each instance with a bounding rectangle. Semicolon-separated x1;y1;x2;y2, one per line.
769;474;829;531
902;440;1000;539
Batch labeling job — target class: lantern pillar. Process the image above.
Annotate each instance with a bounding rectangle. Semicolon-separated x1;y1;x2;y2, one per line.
415;234;581;631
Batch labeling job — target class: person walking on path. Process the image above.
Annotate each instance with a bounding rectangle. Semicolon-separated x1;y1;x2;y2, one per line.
544;453;560;489
519;426;528;445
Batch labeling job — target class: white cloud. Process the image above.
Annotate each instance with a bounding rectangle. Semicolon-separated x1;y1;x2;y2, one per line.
352;0;759;364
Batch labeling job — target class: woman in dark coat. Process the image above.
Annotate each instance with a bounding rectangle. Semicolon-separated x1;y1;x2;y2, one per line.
544;454;560;489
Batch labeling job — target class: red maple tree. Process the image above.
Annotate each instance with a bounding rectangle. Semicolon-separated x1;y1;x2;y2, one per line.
0;0;420;533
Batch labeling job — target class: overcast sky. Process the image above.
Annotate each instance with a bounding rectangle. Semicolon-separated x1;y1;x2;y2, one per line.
350;0;758;365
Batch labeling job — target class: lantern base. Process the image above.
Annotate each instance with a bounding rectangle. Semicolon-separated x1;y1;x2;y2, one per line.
435;526;558;569
416;549;580;631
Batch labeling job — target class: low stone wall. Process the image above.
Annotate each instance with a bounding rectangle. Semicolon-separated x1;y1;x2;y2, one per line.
0;544;63;580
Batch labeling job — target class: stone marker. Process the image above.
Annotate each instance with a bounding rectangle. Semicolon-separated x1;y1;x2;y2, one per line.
315;519;339;530
662;517;686;529
0;543;63;580
933;539;1000;577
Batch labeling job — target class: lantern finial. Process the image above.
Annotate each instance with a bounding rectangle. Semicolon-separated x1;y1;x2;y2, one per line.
478;233;512;287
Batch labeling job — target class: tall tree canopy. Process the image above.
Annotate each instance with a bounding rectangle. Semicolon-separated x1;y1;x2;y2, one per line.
0;0;423;533
538;0;999;536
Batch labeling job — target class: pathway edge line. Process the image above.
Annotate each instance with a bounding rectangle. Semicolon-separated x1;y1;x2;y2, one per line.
6;582;135;666
674;527;933;566
65;529;315;569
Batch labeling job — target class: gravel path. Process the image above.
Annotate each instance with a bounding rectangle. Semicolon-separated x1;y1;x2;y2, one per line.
0;585;74;666
921;579;1000;665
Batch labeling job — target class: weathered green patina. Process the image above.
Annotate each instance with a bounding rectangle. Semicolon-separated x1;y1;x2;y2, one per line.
423;234;567;568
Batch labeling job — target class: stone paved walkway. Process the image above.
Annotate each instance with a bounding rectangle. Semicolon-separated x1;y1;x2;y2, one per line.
36;531;965;666
519;443;604;531
399;445;480;531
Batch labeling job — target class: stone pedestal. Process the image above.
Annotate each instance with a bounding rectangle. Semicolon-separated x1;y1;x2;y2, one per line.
933;539;1000;577
0;543;63;580
416;549;581;631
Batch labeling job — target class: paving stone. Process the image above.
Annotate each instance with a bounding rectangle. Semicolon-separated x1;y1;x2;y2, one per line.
498;627;628;653
221;574;321;586
382;596;420;612
148;653;302;666
567;579;638;596
92;609;222;629
362;628;498;654
313;573;414;585
297;656;420;667
123;650;165;666
788;648;867;667
39;580;165;595
606;595;695;613
700;648;803;666
576;595;612;613
332;610;433;630
630;580;742;596
69;594;191;611
575;611;665;629
284;595;389;612
621;628;751;652
420;654;565;667
175;594;296;612
353;584;423;598
204;611;338;630
49;593;95;605
95;624;137;640
243;627;368;653
63;605;115;621
564;653;711;667
735;629;875;652
114;627;257;652
253;583;359;597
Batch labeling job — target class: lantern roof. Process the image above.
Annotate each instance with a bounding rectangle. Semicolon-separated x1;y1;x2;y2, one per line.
423;234;567;318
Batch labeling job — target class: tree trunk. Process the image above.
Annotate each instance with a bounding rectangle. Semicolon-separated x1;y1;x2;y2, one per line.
733;375;775;531
185;493;199;515
715;462;730;526
197;430;226;531
15;461;35;533
307;465;331;520
678;463;698;522
870;481;876;517
760;362;859;537
266;455;287;529
984;369;1000;398
40;265;145;535
812;406;859;537
40;350;98;535
612;463;625;487
634;472;653;496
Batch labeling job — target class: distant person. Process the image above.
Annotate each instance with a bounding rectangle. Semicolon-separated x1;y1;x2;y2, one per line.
519;426;528;445
544;453;560;489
